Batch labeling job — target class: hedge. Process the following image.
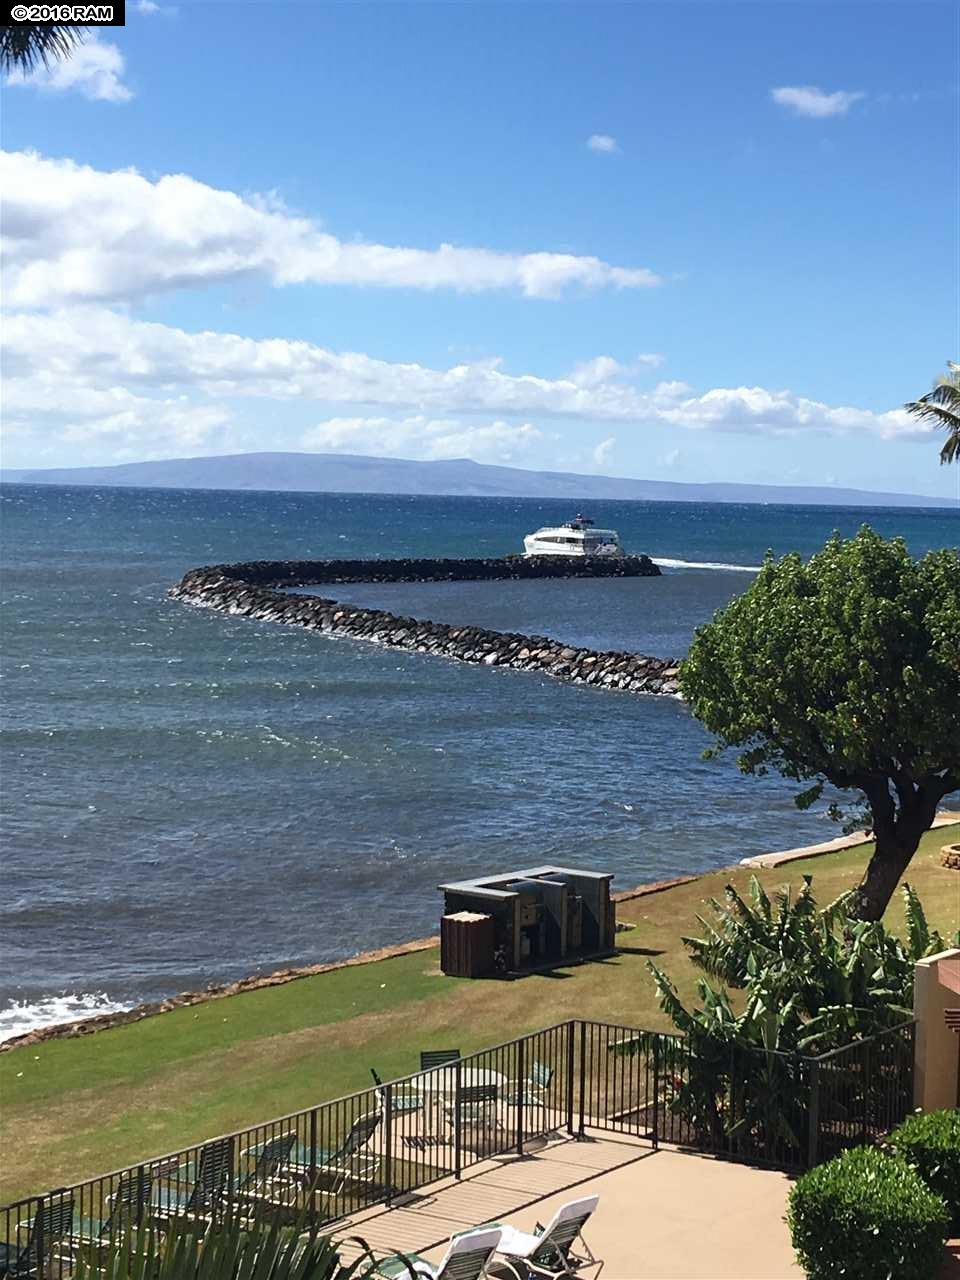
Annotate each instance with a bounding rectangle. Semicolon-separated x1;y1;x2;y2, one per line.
888;1109;960;1229
787;1146;950;1280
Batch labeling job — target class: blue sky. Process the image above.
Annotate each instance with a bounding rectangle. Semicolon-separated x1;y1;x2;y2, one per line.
2;0;958;498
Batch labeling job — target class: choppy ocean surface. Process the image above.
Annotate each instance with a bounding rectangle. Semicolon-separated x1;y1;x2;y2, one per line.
2;484;956;1041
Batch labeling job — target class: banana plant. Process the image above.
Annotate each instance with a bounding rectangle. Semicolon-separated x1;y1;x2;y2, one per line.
71;1217;378;1280
644;879;943;1161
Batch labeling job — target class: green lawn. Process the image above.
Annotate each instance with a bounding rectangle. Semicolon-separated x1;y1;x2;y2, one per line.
3;823;957;1204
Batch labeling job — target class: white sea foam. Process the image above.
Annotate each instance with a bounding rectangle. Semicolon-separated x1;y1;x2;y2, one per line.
652;557;762;573
0;993;134;1044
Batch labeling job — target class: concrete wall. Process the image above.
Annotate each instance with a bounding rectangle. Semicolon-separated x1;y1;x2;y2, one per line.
913;947;960;1111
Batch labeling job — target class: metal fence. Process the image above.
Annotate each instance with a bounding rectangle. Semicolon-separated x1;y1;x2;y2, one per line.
0;1018;914;1276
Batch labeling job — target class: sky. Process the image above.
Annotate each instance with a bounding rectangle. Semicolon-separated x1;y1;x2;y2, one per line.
2;0;959;499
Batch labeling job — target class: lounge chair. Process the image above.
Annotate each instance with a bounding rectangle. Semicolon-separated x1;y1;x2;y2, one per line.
492;1196;600;1280
370;1067;424;1115
373;1227;502;1280
503;1061;554;1107
249;1110;382;1196
71;1168;154;1244
151;1136;234;1222
0;1198;75;1278
420;1049;461;1071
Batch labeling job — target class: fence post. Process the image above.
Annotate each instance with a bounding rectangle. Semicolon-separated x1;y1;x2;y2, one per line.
308;1108;318;1230
383;1083;394;1205
861;1039;871;1146
515;1036;526;1156
565;1021;576;1137
806;1060;820;1169
454;1058;462;1180
651;1035;660;1149
577;1021;587;1137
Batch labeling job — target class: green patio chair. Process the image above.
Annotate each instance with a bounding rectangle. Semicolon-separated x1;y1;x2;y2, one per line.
503;1060;554;1106
249;1110;383;1196
419;1049;461;1071
0;1197;75;1279
151;1136;234;1223
71;1169;154;1245
442;1084;502;1138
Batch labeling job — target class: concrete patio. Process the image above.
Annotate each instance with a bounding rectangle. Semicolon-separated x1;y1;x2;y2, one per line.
336;1131;804;1279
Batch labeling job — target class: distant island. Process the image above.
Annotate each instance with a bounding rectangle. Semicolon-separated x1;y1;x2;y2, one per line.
2;451;955;509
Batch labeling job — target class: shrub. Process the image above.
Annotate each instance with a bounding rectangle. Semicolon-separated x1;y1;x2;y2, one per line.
787;1146;950;1280
888;1109;960;1228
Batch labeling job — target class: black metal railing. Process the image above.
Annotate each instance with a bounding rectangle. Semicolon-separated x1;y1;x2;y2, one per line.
0;1017;915;1275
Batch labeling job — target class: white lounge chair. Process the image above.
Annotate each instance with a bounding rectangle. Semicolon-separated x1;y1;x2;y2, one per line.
374;1227;502;1280
492;1196;600;1279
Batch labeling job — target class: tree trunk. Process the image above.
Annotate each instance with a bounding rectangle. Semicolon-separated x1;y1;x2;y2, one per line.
850;781;941;921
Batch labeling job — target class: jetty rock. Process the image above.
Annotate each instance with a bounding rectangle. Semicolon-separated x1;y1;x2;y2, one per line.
168;555;682;698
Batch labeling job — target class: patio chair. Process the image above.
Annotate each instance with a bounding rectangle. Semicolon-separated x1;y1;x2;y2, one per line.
370;1067;424;1115
420;1049;461;1071
236;1131;298;1193
372;1227;502;1280
72;1168;154;1243
261;1110;382;1196
491;1196;600;1280
151;1136;235;1223
0;1197;75;1278
442;1084;500;1131
503;1060;554;1107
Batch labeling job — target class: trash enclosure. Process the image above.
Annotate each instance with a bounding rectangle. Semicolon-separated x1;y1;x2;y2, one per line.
439;865;615;977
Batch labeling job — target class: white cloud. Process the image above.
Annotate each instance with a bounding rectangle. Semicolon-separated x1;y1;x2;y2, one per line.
592;437;616;469
5;38;132;102
2;309;932;449
0;151;661;305
770;86;866;118
302;416;549;464
569;354;664;387
587;134;619;153
2;369;231;456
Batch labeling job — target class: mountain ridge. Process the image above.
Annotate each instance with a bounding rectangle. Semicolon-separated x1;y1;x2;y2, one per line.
2;451;954;509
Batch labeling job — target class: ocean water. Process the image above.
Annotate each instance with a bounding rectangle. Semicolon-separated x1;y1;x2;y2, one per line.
1;484;956;1040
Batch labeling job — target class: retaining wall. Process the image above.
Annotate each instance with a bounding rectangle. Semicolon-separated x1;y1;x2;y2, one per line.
168;555;682;696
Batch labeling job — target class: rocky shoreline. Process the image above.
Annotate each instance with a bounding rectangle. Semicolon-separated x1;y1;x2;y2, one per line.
168;555;682;697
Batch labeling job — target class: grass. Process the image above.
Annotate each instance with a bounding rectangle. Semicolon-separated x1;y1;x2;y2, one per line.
2;823;957;1204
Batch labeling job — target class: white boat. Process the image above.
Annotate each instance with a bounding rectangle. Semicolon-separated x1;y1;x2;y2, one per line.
523;514;625;558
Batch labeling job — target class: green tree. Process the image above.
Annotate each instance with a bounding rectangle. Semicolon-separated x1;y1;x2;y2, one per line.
904;361;960;465
680;527;960;920
0;24;83;75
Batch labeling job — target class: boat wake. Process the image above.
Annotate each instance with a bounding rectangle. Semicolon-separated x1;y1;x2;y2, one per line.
652;557;762;573
0;993;134;1044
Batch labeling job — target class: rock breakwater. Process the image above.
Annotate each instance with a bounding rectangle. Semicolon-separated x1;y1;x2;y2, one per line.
169;556;682;696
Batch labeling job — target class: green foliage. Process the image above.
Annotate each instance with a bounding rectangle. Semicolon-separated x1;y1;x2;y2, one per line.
888;1109;960;1228
904;360;960;465
72;1218;372;1280
787;1146;950;1280
645;880;938;1161
679;527;960;913
652;878;941;1054
681;526;960;803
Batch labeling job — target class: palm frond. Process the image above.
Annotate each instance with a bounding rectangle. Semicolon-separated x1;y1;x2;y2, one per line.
904;360;960;465
0;24;85;74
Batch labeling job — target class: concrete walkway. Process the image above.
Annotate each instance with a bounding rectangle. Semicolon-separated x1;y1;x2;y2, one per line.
337;1133;804;1279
